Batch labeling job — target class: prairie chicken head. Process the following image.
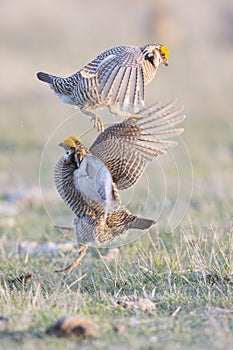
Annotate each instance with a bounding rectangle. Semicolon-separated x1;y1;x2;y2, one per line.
37;43;170;131
141;44;170;67
53;102;185;273
59;135;89;164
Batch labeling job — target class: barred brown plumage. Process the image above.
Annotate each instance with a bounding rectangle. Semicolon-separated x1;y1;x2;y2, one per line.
54;101;185;273
37;43;169;131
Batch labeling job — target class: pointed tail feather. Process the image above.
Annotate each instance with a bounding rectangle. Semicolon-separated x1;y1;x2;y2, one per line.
129;217;156;230
37;72;53;84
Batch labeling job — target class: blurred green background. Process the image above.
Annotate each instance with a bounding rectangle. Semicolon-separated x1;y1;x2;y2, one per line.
0;0;232;228
0;2;233;348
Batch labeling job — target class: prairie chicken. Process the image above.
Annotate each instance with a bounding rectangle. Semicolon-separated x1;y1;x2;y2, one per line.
37;43;169;131
54;101;185;273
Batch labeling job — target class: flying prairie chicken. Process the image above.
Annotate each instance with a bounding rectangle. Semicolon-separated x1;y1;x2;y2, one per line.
54;101;185;273
37;43;169;131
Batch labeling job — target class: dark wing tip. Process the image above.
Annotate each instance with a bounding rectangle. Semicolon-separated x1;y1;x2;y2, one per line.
132;217;156;230
36;72;52;83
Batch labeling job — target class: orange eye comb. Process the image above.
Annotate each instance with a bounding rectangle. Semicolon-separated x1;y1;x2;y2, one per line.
161;46;170;59
62;135;81;147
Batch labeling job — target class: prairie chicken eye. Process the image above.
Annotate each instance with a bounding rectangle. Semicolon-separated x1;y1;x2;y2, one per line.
37;43;169;131
54;102;184;273
161;52;165;58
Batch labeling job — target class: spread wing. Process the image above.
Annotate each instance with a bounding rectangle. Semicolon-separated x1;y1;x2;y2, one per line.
73;154;120;214
80;45;145;108
90;101;185;190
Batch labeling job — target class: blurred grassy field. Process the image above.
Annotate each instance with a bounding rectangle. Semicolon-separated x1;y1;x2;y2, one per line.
0;0;233;349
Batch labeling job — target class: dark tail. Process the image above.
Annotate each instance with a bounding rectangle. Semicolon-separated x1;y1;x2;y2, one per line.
129;217;156;230
36;72;54;84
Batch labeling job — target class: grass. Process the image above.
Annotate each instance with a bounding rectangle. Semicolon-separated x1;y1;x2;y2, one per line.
1;0;233;348
0;199;233;349
1;89;233;349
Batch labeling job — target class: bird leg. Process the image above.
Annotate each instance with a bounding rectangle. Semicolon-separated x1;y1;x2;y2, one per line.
82;108;104;132
54;245;87;274
54;225;74;239
92;114;104;133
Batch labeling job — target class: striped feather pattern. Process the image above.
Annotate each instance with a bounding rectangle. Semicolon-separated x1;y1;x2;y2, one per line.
73;208;155;245
54;125;158;245
37;44;167;118
54;156;104;218
90;101;185;190
54;156;155;245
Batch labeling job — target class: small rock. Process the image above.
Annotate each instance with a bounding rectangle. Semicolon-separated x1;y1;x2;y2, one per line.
46;316;98;339
117;295;156;312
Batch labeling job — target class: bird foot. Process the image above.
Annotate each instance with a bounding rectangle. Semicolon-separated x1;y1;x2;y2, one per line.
54;225;74;239
109;104;120;116
81;108;104;132
54;245;87;275
91;114;104;132
125;113;143;120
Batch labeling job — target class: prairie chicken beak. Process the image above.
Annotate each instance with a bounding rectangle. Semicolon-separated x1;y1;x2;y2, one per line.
58;142;64;148
162;58;168;66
